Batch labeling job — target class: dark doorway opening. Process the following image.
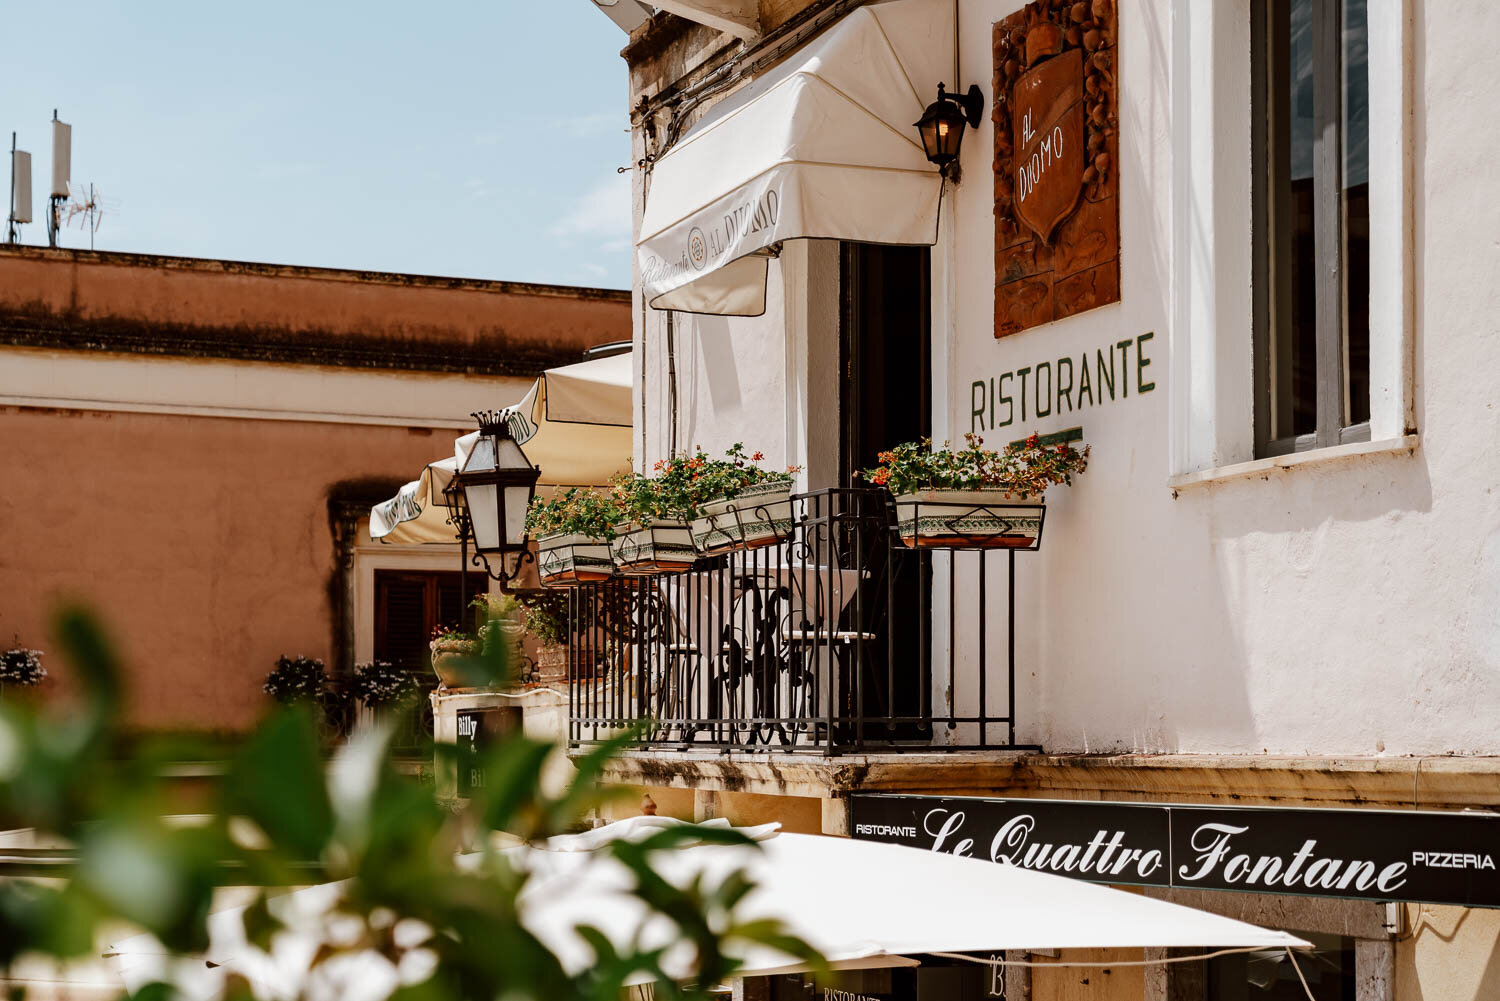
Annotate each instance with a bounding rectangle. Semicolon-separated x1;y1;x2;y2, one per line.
373;569;463;755
839;242;931;739
839;243;932;486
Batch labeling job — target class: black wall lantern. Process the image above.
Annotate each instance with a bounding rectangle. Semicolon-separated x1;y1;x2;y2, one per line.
454;410;540;588
915;83;984;178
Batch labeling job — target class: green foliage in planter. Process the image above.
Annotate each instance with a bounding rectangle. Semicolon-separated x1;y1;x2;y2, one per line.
263;655;326;705
0;645;45;686
350;661;421;709
519;591;570;647
0;606;824;1000
615;443;798;521
524;486;624;539
860;432;1090;497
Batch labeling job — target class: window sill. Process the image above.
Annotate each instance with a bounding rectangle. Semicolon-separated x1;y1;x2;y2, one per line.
1167;434;1419;491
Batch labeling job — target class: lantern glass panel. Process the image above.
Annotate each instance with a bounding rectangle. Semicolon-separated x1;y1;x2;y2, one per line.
465;481;501;550
918;118;939;160
496;435;532;548
461;435;500;549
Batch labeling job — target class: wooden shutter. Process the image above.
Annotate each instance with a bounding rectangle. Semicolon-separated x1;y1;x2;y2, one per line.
375;572;430;670
374;570;469;672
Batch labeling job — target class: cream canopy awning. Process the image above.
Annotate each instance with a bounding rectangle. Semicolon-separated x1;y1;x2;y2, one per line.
369;352;632;545
637;0;952;316
108;817;1312;998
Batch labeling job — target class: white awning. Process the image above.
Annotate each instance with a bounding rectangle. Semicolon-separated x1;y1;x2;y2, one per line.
637;0;951;316
369;352;633;545
108;817;1312;999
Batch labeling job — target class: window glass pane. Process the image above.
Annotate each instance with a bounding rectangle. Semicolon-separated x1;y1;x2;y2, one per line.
1209;932;1354;1000
1270;0;1319;440
1343;0;1371;425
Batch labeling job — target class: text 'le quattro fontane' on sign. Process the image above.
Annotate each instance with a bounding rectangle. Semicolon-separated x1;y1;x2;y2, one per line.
927;810;1410;895
971;332;1155;434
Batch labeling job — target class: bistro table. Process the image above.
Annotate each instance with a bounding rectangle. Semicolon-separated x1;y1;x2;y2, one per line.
653;555;866;746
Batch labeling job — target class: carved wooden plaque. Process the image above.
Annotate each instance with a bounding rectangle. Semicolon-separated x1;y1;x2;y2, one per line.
993;0;1119;337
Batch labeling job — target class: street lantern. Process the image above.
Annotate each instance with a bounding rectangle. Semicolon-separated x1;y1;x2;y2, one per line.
915;83;985;176
456;410;540;586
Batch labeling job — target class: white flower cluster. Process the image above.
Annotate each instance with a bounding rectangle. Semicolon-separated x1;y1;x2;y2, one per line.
263;655;326;704
0;647;45;686
352;661;420;709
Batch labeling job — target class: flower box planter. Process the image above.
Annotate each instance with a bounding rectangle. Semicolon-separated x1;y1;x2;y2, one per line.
692;480;796;555
536;531;615;587
429;637;481;689
893;489;1046;550
611;519;697;575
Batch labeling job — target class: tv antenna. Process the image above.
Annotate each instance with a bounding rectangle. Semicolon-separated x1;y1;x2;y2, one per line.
7;132;32;244
46;110;70;248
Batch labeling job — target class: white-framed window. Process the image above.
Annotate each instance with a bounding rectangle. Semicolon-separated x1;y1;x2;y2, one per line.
1167;0;1411;481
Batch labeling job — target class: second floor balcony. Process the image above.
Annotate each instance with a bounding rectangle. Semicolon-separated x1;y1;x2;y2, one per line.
564;487;1040;756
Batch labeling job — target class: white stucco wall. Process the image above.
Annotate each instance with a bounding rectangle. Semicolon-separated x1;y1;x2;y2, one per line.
634;0;1500;757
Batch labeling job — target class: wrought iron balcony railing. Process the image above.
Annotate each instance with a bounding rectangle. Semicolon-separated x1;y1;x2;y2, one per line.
566;487;1037;755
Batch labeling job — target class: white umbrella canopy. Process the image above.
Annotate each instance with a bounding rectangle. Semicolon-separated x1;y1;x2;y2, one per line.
522;818;1311;974
370;352;633;545
108;817;1311;1000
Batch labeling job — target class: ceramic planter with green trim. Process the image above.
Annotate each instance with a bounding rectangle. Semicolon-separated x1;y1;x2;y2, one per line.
893;488;1045;550
611;519;697;574
536;531;615;586
692;479;797;555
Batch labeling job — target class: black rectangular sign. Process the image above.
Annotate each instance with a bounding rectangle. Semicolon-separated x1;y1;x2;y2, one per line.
456;707;518;796
851;794;1500;908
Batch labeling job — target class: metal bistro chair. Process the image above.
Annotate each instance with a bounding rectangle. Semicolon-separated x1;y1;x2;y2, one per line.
627;578;707;745
779;496;889;749
718;572;797;747
580;580;703;745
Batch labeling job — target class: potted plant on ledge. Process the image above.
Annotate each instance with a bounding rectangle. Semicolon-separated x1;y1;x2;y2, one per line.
691;444;799;554
525;487;620;587
861;432;1088;549
610;464;700;575
429;624;481;689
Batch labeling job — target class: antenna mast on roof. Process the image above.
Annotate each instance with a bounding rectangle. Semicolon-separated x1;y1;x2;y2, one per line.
46;109;70;248
7;131;32;244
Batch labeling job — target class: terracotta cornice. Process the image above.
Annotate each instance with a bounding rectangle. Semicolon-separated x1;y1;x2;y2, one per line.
0;309;585;376
0;245;631;302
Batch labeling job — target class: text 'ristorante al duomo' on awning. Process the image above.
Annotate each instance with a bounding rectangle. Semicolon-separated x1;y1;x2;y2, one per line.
636;0;952;317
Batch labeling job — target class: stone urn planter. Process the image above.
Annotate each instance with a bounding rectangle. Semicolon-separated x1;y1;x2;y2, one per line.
536;531;615;587
692;480;796;555
429;636;481;689
893;489;1046;550
612;519;697;575
533;643;568;685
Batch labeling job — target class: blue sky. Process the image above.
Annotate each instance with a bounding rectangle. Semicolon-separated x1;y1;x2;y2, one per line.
1;2;633;289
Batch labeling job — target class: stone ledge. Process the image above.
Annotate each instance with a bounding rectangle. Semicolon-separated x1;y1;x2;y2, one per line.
580;749;1500;811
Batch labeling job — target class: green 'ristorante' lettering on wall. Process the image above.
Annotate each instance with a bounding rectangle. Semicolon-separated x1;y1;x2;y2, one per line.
971;331;1155;433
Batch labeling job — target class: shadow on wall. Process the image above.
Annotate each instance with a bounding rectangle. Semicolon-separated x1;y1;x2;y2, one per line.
1398;904;1500;1000
694;314;739;411
1183;449;1434;536
680;313;739;452
1030;472;1259;756
1190;447;1435;753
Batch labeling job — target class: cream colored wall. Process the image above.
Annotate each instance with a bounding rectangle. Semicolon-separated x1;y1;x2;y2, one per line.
1397;904;1500;1001
0;345;533;430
